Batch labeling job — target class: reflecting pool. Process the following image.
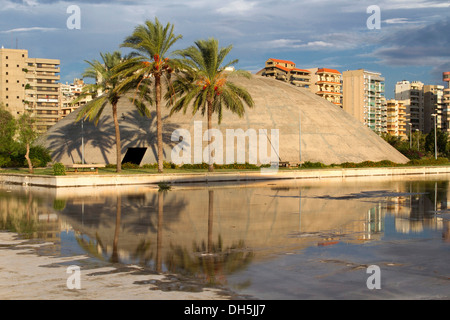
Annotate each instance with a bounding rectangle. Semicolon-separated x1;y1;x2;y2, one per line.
1;175;449;299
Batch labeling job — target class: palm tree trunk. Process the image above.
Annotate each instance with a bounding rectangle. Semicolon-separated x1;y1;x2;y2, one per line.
207;99;214;172
25;142;33;174
112;103;122;173
155;74;164;173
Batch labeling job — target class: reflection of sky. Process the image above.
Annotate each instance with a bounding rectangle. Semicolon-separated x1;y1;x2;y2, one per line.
1;177;449;299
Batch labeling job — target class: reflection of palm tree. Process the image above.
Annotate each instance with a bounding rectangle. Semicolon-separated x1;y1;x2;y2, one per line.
165;189;254;285
111;195;122;263
156;190;164;272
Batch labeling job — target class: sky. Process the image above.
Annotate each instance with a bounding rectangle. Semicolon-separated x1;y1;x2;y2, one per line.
0;0;448;99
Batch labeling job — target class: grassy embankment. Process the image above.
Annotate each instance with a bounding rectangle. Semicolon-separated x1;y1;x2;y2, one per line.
1;158;450;176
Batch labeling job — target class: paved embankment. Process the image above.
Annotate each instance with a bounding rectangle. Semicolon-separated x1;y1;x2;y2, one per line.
1;166;450;188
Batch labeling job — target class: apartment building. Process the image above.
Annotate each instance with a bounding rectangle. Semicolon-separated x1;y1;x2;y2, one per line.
259;58;311;88
443;72;450;132
395;80;424;133
423;84;445;133
386;99;407;139
60;78;92;118
307;68;342;107
0;48;61;133
342;69;387;134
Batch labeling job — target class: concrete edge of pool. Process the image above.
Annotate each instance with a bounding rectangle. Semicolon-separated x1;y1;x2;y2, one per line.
1;166;450;188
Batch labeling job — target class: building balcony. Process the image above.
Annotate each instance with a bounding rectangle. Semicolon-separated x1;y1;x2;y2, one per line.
443;72;450;82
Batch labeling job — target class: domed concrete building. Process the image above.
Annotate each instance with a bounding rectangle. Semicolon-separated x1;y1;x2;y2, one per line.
38;74;408;166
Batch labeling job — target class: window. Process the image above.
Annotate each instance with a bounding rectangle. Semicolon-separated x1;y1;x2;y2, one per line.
5;64;8;67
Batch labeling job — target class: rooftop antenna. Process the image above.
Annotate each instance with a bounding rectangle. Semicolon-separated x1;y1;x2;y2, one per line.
16;37;18;49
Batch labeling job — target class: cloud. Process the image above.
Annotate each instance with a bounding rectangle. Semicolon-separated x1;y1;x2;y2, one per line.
0;26;59;33
216;0;257;15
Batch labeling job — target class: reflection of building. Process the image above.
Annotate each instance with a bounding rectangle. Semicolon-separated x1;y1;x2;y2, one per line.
0;48;61;133
343;69;387;134
0;191;64;254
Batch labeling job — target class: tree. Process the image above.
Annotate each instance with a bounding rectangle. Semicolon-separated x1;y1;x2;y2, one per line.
0;104;18;167
118;18;183;173
75;51;150;173
168;38;255;172
16;113;38;173
425;128;448;156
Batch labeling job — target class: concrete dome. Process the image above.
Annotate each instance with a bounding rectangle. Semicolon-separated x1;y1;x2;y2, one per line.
39;74;408;166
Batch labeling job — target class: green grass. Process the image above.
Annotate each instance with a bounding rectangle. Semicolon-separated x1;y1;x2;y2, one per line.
1;158;450;176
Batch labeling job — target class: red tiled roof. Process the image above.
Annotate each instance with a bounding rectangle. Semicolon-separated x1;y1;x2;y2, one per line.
269;58;296;65
273;65;291;72
317;68;341;75
292;68;311;73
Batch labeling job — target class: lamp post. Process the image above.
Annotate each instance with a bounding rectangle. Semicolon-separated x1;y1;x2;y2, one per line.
415;129;419;151
408;123;412;149
81;118;85;164
432;114;437;160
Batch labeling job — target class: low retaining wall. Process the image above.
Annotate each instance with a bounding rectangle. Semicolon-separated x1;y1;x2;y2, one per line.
1;166;450;188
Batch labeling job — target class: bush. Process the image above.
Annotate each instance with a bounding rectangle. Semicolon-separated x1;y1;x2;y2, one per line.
52;162;66;176
105;164;116;169
122;162;140;169
142;163;157;169
407;157;449;166
301;161;327;168
29;145;52;167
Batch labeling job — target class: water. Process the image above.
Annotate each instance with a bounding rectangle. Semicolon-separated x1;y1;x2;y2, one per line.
1;175;449;299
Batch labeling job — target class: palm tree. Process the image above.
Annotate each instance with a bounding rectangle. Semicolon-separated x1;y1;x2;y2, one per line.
168;38;254;172
74;51;150;173
118;18;183;173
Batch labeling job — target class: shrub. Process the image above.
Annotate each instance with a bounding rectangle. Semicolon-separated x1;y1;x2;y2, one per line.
122;162;140;169
142;163;157;169
52;162;66;175
407;157;449;166
29;145;52;167
105;164;116;169
301;161;327;168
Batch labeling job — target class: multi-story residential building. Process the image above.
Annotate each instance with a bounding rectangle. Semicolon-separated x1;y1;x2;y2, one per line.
423;84;445;133
60;78;91;118
259;58;311;88
395;80;424;133
307;68;342;108
342;69;387;134
0;48;61;133
443;72;450;131
386;99;407;139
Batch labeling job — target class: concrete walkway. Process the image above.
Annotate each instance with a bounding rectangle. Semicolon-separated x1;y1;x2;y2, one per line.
1;166;450;188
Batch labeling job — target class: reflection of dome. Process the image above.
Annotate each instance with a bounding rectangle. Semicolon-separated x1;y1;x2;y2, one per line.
38;74;408;165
